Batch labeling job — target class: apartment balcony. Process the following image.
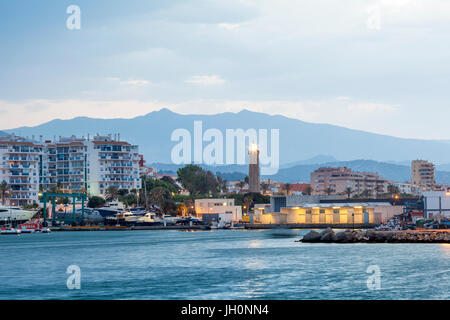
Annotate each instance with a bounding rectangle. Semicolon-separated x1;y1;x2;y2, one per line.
9;180;30;184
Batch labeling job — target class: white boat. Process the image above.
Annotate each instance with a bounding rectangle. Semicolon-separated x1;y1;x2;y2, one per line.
0;206;37;223
1;226;21;235
138;212;159;223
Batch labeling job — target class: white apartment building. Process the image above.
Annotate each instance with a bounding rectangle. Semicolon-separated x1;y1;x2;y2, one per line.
0;135;42;206
1;134;141;202
87;135;141;196
43;135;141;197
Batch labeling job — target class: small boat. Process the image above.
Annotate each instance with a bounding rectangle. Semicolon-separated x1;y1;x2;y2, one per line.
1;226;21;235
40;227;51;233
19;220;43;233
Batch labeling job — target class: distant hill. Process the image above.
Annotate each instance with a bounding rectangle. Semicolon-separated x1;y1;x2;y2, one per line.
151;159;450;184
5;108;450;165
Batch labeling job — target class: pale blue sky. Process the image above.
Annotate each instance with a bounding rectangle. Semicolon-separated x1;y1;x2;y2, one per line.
1;0;450;139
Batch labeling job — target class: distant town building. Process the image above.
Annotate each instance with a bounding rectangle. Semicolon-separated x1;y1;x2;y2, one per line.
411;160;436;192
0;134;42;206
278;183;311;195
310;167;390;197
393;182;414;195
248;143;260;193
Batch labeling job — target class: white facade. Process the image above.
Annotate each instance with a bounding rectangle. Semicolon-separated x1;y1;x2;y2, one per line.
423;191;450;219
1;134;141;203
195;198;243;222
0;135;42;206
393;182;413;195
42;135;141;197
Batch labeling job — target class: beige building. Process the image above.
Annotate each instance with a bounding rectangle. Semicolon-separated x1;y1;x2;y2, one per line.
311;167;390;197
255;202;402;225
411;160;435;192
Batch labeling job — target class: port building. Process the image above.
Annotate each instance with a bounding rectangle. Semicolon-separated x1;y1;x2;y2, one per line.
195;198;243;224
255;202;401;225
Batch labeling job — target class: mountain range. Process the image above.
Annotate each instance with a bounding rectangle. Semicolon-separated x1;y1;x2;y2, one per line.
3;108;450;182
149;159;450;184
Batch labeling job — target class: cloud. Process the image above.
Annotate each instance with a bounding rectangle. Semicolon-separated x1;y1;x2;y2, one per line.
185;75;226;85
106;77;150;86
347;102;398;112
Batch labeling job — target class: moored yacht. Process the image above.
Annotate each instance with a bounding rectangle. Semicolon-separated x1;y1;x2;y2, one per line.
0;206;38;224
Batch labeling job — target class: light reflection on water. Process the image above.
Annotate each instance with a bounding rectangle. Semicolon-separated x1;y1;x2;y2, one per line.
0;230;448;300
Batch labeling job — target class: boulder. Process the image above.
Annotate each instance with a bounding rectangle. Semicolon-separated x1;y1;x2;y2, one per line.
301;230;321;242
334;231;354;243
320;228;335;242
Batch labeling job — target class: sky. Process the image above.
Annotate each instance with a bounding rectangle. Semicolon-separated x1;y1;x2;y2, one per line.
1;0;450;139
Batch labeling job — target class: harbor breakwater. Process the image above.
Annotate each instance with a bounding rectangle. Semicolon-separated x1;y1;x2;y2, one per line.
301;228;450;243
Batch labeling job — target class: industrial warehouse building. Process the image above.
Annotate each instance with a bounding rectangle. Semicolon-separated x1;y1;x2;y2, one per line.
254;202;403;225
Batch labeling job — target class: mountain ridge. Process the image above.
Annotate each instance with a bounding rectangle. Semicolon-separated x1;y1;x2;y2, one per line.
4;108;450;165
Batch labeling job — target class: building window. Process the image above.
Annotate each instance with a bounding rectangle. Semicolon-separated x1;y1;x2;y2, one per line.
306;209;312;214
320;209;325;214
333;209;340;213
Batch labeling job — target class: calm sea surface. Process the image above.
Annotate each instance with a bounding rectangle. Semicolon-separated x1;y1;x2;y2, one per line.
0;229;448;300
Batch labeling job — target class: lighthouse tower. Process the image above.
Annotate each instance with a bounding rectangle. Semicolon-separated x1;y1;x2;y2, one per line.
248;143;260;193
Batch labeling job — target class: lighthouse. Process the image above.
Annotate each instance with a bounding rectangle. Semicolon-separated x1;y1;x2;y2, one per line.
248;143;260;193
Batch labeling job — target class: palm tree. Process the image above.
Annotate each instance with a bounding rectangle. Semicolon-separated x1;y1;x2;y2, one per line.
260;181;269;194
150;187;170;216
325;187;334;195
375;185;383;198
237;181;246;193
387;184;400;195
0;181;11;206
345;187;352;199
360;189;372;198
303;186;313;195
284;183;291;196
243;195;253;214
217;176;228;194
105;186;119;201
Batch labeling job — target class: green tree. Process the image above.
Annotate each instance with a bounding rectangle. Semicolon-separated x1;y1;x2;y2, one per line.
237;181;246;193
105;186;119;201
284;183;291;196
303;186;313;195
87;196;106;208
176;165;219;196
387;184;400;195
0;181;11;206
121;193;138;208
150;187;171;215
260;182;269;194
243;195;254;214
345;187;352;199
118;189;129;197
325;187;334;195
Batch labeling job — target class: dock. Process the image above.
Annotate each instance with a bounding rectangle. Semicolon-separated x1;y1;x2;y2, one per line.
50;225;211;231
